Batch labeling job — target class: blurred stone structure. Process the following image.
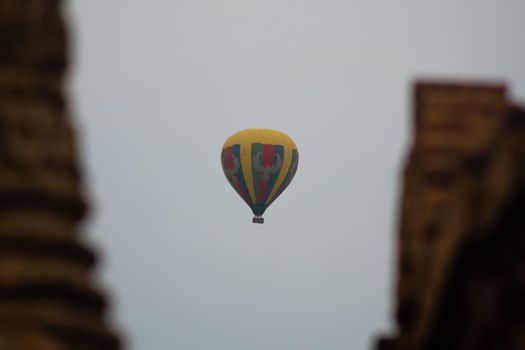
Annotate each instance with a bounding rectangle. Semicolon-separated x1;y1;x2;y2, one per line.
0;1;120;349
378;82;525;350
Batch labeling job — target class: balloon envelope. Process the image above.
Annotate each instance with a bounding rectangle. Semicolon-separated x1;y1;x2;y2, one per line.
221;128;299;223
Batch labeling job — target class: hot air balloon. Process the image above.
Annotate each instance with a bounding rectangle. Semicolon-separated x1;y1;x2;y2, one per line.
221;128;299;224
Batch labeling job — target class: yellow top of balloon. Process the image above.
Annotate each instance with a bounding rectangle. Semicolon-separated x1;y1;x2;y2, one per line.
223;128;297;150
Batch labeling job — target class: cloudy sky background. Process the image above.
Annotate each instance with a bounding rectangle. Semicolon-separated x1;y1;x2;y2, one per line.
66;1;525;349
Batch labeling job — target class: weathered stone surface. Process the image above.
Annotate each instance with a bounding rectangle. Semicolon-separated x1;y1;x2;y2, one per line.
0;0;121;349
0;328;65;350
378;82;525;350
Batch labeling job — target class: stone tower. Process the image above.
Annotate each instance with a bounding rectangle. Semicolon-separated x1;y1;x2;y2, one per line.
0;1;121;349
378;82;525;350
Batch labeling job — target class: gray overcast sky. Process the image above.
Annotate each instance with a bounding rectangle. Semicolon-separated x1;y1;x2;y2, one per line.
66;1;525;349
